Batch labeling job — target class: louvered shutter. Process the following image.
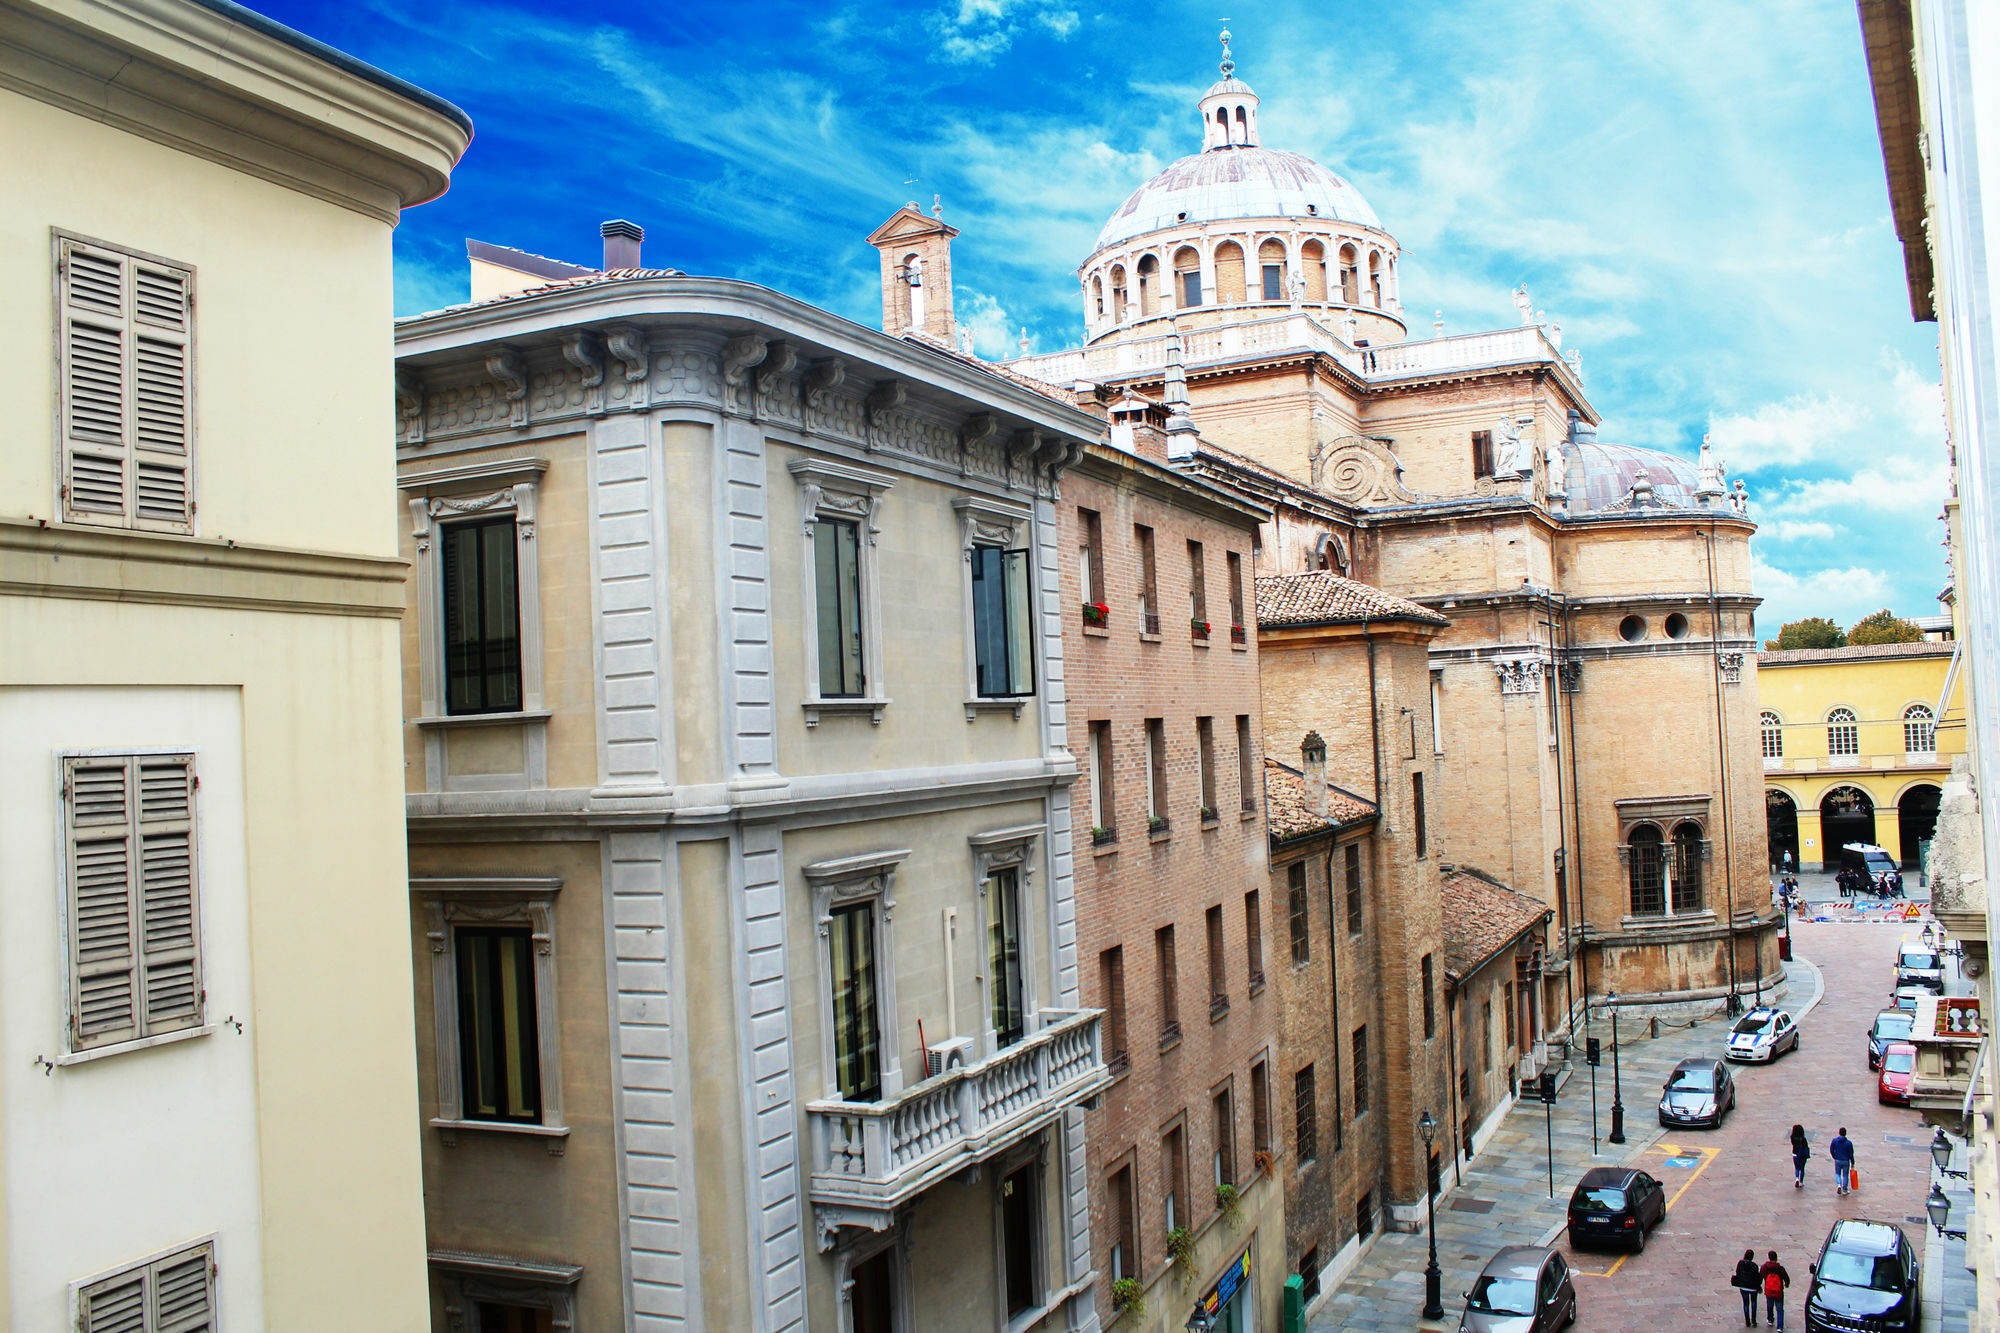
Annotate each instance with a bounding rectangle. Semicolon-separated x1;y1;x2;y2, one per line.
137;755;202;1032
152;1245;216;1332
65;756;139;1047
131;263;193;530
60;240;131;523
78;1267;147;1333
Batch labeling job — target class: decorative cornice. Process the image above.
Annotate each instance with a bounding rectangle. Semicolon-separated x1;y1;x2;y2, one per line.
400;456;548;493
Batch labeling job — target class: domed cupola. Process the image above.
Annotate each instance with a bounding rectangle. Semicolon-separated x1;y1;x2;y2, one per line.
1198;30;1261;150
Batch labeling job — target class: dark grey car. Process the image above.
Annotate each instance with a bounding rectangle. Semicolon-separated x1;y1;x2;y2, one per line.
1658;1057;1735;1128
1460;1245;1576;1333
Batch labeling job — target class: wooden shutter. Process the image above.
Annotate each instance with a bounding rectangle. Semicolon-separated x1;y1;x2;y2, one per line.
138;755;202;1032
132;264;193;530
66;756;139;1046
78;1242;213;1333
78;1266;146;1333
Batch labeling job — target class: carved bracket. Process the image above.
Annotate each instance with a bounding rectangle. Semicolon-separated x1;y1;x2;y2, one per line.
604;324;648;383
396;368;427;445
561;330;606;388
722;333;769;412
960;412;999;476
866;379;907;440
485;347;529;427
1316;431;1425;505
1558;660;1582;694
804;356;846;415
1717;651;1744;685
1493;656;1547;695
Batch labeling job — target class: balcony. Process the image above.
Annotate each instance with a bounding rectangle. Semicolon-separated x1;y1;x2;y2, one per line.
806;1008;1111;1244
1907;995;1986;1116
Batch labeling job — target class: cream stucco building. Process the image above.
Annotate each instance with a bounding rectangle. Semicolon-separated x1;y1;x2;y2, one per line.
0;0;467;1328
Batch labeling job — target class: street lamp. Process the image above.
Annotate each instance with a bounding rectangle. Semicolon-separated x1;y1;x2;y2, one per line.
1931;1127;1970;1180
1925;1184;1967;1241
1418;1108;1445;1319
1606;991;1626;1145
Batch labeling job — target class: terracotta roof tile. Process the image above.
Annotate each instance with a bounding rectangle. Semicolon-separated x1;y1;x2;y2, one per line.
1256;571;1450;629
1442;867;1550;983
1759;641;1954;665
1263;758;1377;842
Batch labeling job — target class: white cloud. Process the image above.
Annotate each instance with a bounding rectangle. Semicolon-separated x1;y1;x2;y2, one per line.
925;0;1076;65
1757;519;1840;543
1707;396;1853;472
1750;557;1892;634
955;289;1019;359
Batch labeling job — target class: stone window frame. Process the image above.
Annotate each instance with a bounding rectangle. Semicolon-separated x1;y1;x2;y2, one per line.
831;1225;916;1333
791;458;895;726
990;1134;1053;1333
1613;796;1714;926
968;824;1046;1061
402;457;551;792
806;848;910;1101
415;876;569;1152
1760;710;1784;761
954;495;1038;720
431;1250;582;1332
1826;706;1861;758
1902;702;1937;756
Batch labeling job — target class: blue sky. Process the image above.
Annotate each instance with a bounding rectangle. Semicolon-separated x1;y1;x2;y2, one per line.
262;0;1950;632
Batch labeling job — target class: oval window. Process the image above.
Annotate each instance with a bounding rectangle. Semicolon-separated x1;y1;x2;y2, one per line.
1619;615;1647;643
1665;613;1689;639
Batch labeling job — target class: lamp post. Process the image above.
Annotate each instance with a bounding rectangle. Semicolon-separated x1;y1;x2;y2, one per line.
1925;1184;1967;1241
1607;991;1626;1145
1931;1127;1970;1180
1418;1108;1445;1320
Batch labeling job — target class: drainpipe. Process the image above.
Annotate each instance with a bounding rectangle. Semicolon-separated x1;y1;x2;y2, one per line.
1365;624;1382;806
1707;521;1743;1012
1562;591;1590;1034
1444;982;1463;1186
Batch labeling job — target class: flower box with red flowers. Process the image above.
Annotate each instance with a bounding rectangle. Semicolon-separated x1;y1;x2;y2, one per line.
1081;601;1109;627
1191;619;1211;640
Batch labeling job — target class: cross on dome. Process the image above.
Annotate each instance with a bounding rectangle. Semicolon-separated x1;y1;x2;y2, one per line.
1219;26;1235;79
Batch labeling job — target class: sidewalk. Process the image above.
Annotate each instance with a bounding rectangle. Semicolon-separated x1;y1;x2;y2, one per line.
1307;958;1824;1331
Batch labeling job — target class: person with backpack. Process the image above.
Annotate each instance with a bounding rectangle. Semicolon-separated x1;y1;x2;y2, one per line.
1760;1251;1792;1328
1732;1249;1762;1325
1789;1124;1811;1187
1829;1127;1855;1194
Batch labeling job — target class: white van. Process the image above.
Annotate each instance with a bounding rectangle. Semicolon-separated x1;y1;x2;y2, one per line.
1895;937;1945;993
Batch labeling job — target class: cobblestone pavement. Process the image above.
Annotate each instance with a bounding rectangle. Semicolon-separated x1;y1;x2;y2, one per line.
1309;919;1968;1332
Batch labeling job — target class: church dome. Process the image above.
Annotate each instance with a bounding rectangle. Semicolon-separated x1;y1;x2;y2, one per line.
1095;147;1382;251
1572;441;1701;511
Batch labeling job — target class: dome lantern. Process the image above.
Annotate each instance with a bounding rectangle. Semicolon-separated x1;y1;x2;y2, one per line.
1199;28;1260;150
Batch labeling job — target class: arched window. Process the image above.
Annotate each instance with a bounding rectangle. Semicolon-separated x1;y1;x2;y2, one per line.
1300;240;1328;301
1110;264;1128;322
1213;241;1246;304
902;253;926;328
1628;825;1665;916
1173;247;1203;307
1258;239;1288;301
1368;251;1384;307
1904;704;1935;754
1091;273;1104;320
1826;707;1859;758
1671;822;1704;913
1136;254;1159;317
1338;245;1360;303
1760;711;1783;759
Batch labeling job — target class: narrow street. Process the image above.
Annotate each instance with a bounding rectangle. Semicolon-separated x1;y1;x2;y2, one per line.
1312;917;1969;1331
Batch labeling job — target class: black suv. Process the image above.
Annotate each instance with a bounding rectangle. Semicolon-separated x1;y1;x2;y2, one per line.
1804;1219;1919;1333
1565;1166;1667;1252
1866;1009;1915;1070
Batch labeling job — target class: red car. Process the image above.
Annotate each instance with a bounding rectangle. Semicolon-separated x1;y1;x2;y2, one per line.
1877;1042;1917;1104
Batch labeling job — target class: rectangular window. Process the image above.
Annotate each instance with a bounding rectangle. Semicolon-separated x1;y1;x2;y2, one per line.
1181;269;1204;307
1300;1245;1322;1302
1472;430;1495;480
1244;890;1264;989
1100;946;1129;1069
1227;551;1245;637
1412;772;1428;858
813;517;866;698
1262;263;1284;301
1352;1026;1369;1117
1146;718;1168;825
62;752;202;1052
1251;1059;1272;1156
970;544;1035;697
1078;506;1104;605
987;866;1026;1048
1357;1191;1375;1239
1163;1125;1187;1236
1156;925;1180;1039
1430;670;1445;754
1187;539;1208;632
1206;903;1227;1015
56;234;194;532
442;516;524;715
1089;720;1115;838
1482;1000;1493;1071
1237;714;1255;813
1109;1164;1138;1282
77;1240;215;1332
1212;1087;1235;1187
1196;716;1216;818
1001;1164;1039;1316
1294;1064;1318;1164
1289;862;1310;965
1345;843;1364;935
1422;954;1436;1039
829;901;881;1101
457;926;543;1123
1136;524;1159;633
1504;980;1517;1050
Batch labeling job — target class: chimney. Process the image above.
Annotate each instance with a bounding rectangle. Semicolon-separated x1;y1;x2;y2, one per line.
1301;731;1328;819
601;219;643;271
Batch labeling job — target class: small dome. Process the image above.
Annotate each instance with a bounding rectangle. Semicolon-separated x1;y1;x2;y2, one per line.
1573;442;1701;511
1095;147;1383;251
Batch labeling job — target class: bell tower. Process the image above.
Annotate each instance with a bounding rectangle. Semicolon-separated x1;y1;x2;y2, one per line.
868;200;960;343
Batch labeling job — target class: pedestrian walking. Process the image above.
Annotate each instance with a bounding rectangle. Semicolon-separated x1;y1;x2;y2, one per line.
1782;849;1793;873
1732;1249;1762;1326
1830;1126;1855;1194
1789;1124;1810;1187
1759;1251;1792;1328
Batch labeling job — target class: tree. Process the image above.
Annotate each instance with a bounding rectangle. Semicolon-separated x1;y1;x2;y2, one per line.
1847;608;1924;646
1767;617;1846;650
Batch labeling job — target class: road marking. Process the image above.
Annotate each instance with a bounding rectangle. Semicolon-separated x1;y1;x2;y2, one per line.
1571;1143;1721;1280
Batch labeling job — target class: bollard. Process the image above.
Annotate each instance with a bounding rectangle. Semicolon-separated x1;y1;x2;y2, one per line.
1284;1274;1305;1333
1649;1016;1660;1039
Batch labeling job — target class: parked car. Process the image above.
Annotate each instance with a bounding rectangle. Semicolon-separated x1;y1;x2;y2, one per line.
1461;1245;1576;1333
1877;1042;1917;1104
1839;842;1900;889
1895;939;1945;993
1565;1166;1667;1252
1804;1219;1919;1333
1890;985;1928;1014
1658;1057;1735;1128
1724;1006;1799;1062
1867;1009;1915;1069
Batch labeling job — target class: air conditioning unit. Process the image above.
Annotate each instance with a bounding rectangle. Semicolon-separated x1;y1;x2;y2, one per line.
925;1037;976;1079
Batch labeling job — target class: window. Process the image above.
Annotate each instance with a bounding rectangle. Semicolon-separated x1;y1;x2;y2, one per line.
1288;863;1310;965
970;545;1035;698
1421;954;1436;1039
1472;431;1495;480
1197;716;1217;818
814;518;866;698
55;233;194;532
987;866;1026;1047
1137;253;1159;317
443;516;524;714
1227;551;1246;638
1001;1163;1040;1317
1628;825;1665;916
1827;707;1859;757
1089;720;1115;839
1206;904;1228;1014
829;900;882;1101
1412;772;1428;858
1109;1164;1138;1282
1430;670;1445;754
1175;247;1203;307
1251;1059;1272;1157
1237;714;1256;813
62;752;202;1053
1212;1086;1236;1186
1214;241;1246;303
1078;506;1104;606
1156;925;1180;1040
1100;946;1129;1070
1761;710;1784;758
1294;1064;1318;1164
1136;524;1159;633
1671;822;1704;913
1146;718;1168;826
76;1240;214;1333
1352;1026;1369;1116
793;459;892;718
1299;1245;1322;1302
1162;1125;1187;1236
1503;980;1517;1050
1905;703;1936;754
1345;843;1363;935
1356;1191;1375;1239
1111;264;1128;322
1188;539;1209;635
418;877;566;1138
1482;1001;1493;1069
1244;890;1264;989
1339;246;1360;303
